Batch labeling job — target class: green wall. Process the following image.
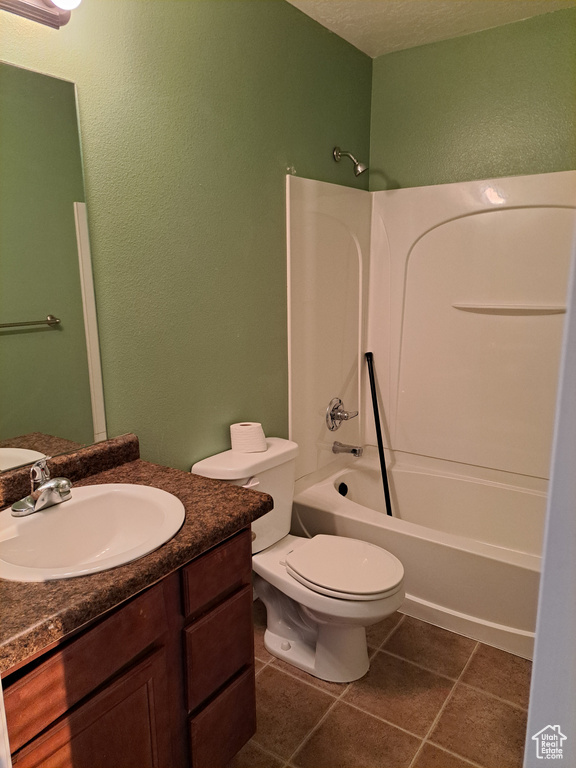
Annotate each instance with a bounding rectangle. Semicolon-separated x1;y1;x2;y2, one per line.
0;0;372;469
0;63;93;444
370;8;576;190
4;3;573;471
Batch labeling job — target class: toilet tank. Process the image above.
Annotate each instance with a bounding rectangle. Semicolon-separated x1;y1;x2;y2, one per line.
191;438;299;554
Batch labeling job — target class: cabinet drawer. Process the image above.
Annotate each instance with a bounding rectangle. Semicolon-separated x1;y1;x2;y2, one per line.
185;586;253;712
189;666;256;768
4;583;167;754
182;528;251;619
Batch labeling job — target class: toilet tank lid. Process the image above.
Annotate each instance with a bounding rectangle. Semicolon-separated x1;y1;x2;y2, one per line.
191;437;299;480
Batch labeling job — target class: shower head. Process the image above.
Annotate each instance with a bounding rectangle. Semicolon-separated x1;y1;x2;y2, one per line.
333;147;368;176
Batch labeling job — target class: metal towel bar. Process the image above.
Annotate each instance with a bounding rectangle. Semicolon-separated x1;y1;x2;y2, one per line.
0;314;61;330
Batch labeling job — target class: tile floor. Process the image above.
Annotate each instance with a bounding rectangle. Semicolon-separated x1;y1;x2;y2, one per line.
228;601;532;768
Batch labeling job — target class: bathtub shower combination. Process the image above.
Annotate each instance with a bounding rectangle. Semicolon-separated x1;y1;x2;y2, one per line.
287;170;576;658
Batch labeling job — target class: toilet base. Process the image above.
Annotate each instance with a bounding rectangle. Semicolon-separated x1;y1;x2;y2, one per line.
255;574;371;682
263;623;369;683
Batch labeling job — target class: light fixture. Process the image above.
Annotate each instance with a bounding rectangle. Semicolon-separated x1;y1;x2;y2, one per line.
47;0;80;9
0;0;81;28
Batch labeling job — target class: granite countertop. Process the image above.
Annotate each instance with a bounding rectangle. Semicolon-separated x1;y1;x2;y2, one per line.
0;457;273;674
0;432;83;457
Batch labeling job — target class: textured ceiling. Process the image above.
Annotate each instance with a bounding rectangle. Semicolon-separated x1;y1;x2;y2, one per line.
285;0;576;57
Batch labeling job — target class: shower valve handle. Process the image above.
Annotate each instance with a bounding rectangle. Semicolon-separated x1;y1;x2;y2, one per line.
326;398;358;431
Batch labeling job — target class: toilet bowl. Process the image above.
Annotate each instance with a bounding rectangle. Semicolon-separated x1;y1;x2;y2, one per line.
253;533;404;682
192;437;405;683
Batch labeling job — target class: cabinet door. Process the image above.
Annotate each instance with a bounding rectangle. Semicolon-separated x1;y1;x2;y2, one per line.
5;582;168;754
12;650;172;768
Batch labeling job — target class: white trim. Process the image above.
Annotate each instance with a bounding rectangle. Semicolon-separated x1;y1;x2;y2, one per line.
524;232;576;766
286;175;293;442
74;203;107;443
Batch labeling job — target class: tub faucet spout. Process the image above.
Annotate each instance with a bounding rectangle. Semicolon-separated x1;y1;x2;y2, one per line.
332;441;363;458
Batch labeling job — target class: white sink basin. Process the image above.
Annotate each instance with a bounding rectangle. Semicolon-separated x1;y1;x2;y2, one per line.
0;448;46;472
0;484;185;582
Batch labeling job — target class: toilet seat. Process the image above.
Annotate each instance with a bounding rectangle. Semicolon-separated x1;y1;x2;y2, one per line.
284;535;404;601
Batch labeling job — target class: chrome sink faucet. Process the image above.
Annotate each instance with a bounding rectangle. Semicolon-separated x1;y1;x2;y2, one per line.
11;458;72;517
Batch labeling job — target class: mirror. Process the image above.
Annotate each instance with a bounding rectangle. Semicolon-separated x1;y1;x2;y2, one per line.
0;61;105;471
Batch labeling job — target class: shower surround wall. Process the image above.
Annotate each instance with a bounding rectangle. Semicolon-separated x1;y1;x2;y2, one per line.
287;177;371;481
367;172;575;480
288;171;576;654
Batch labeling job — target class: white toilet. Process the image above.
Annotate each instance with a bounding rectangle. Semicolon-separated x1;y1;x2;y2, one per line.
192;438;404;683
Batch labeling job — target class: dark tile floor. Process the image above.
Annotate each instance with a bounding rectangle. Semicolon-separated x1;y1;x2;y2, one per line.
228;601;532;768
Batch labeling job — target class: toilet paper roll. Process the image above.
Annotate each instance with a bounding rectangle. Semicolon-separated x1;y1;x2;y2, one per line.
230;422;267;453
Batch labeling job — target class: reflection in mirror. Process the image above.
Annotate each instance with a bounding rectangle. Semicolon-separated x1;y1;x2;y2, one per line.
0;61;106;471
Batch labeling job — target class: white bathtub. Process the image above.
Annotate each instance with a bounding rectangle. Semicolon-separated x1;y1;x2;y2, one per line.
291;452;545;658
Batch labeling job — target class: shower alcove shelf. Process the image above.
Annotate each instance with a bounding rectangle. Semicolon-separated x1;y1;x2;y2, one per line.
452;304;566;315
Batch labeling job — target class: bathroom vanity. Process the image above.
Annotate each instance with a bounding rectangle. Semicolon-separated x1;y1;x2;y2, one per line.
0;435;273;768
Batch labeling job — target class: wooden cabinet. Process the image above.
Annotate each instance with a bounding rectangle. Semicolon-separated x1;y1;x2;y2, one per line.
2;528;256;768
